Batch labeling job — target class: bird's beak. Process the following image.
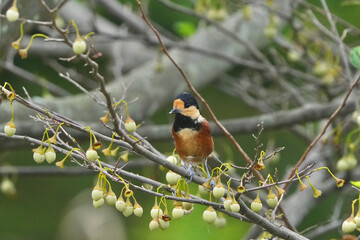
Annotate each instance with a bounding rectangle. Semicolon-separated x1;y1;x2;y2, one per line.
169;107;180;114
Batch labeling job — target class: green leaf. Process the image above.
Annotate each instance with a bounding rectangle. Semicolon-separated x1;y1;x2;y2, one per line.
174;21;196;38
350;46;360;69
350;180;360;187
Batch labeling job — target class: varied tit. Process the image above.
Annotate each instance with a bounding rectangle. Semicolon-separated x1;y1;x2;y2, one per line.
169;92;214;163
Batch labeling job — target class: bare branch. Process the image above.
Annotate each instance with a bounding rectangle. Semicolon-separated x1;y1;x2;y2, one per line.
284;75;360;190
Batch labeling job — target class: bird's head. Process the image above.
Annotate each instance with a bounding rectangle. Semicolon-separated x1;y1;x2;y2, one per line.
169;92;201;119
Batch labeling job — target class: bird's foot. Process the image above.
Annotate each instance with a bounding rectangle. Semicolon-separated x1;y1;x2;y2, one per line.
204;177;216;189
204;159;216;189
183;164;195;183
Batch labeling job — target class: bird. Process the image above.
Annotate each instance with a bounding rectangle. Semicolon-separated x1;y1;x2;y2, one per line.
169;92;214;179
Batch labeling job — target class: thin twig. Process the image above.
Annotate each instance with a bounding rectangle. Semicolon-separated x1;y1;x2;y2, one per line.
58;72;105;107
134;0;261;180
320;0;352;82
284;75;360;190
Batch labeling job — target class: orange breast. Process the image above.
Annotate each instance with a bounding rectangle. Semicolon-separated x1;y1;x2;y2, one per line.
172;121;213;162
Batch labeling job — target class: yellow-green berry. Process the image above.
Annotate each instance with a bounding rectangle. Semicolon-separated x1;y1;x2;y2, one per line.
166;156;178;165
230;201;240;213
6;6;19;22
203;206;217;223
212;183;225;199
354;214;360;228
251;199;263;213
93;198;104;208
214;216;227;228
149;219;160;231
105;192;117;206
0;177;16;195
134;203;143;217
72;38;86;54
122;198;133;217
91;186;103;201
115;196;126;212
242;5;252;20
159;218;170;230
342;217;356;234
182;201;193;211
124;118;136;133
223;195;232;211
172;206;184;219
86;148;98;162
4;121;16;137
33;146;46;164
266;191;278;208
150;205;163;219
166;170;181;185
45;145;56;163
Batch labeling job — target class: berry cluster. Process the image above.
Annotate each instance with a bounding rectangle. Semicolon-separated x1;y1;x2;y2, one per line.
91;173;143;218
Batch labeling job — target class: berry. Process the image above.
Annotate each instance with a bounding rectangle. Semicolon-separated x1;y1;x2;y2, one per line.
45;145;56;163
6;6;19;22
212;183;225;199
346;154;357;169
72;38;86;54
313;61;329;76
203;206;217;223
336;159;349;172
91;187;103;201
134;203;143;217
242;5;252;20
159;218;170;230
4;121;16;137
125;117;136;132
105;192;117;206
342;218;356;234
266;191;278;208
93;198;104;208
166;170;181;185
33;152;45;164
172;206;185;219
214;216;227;228
264;26;277;39
354;214;360;228
287;49;301;62
150;205;163;219
86;148;98;162
115;197;126;212
322;73;335;86
207;8;228;21
0;177;16;196
230;201;240;213
122;198;133;217
198;185;208;195
251;199;263;213
166;156;178;165
223;195;232;211
182;201;193;211
149;219;160;231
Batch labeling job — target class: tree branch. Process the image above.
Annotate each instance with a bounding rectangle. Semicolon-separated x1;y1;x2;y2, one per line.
284;75;360;190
